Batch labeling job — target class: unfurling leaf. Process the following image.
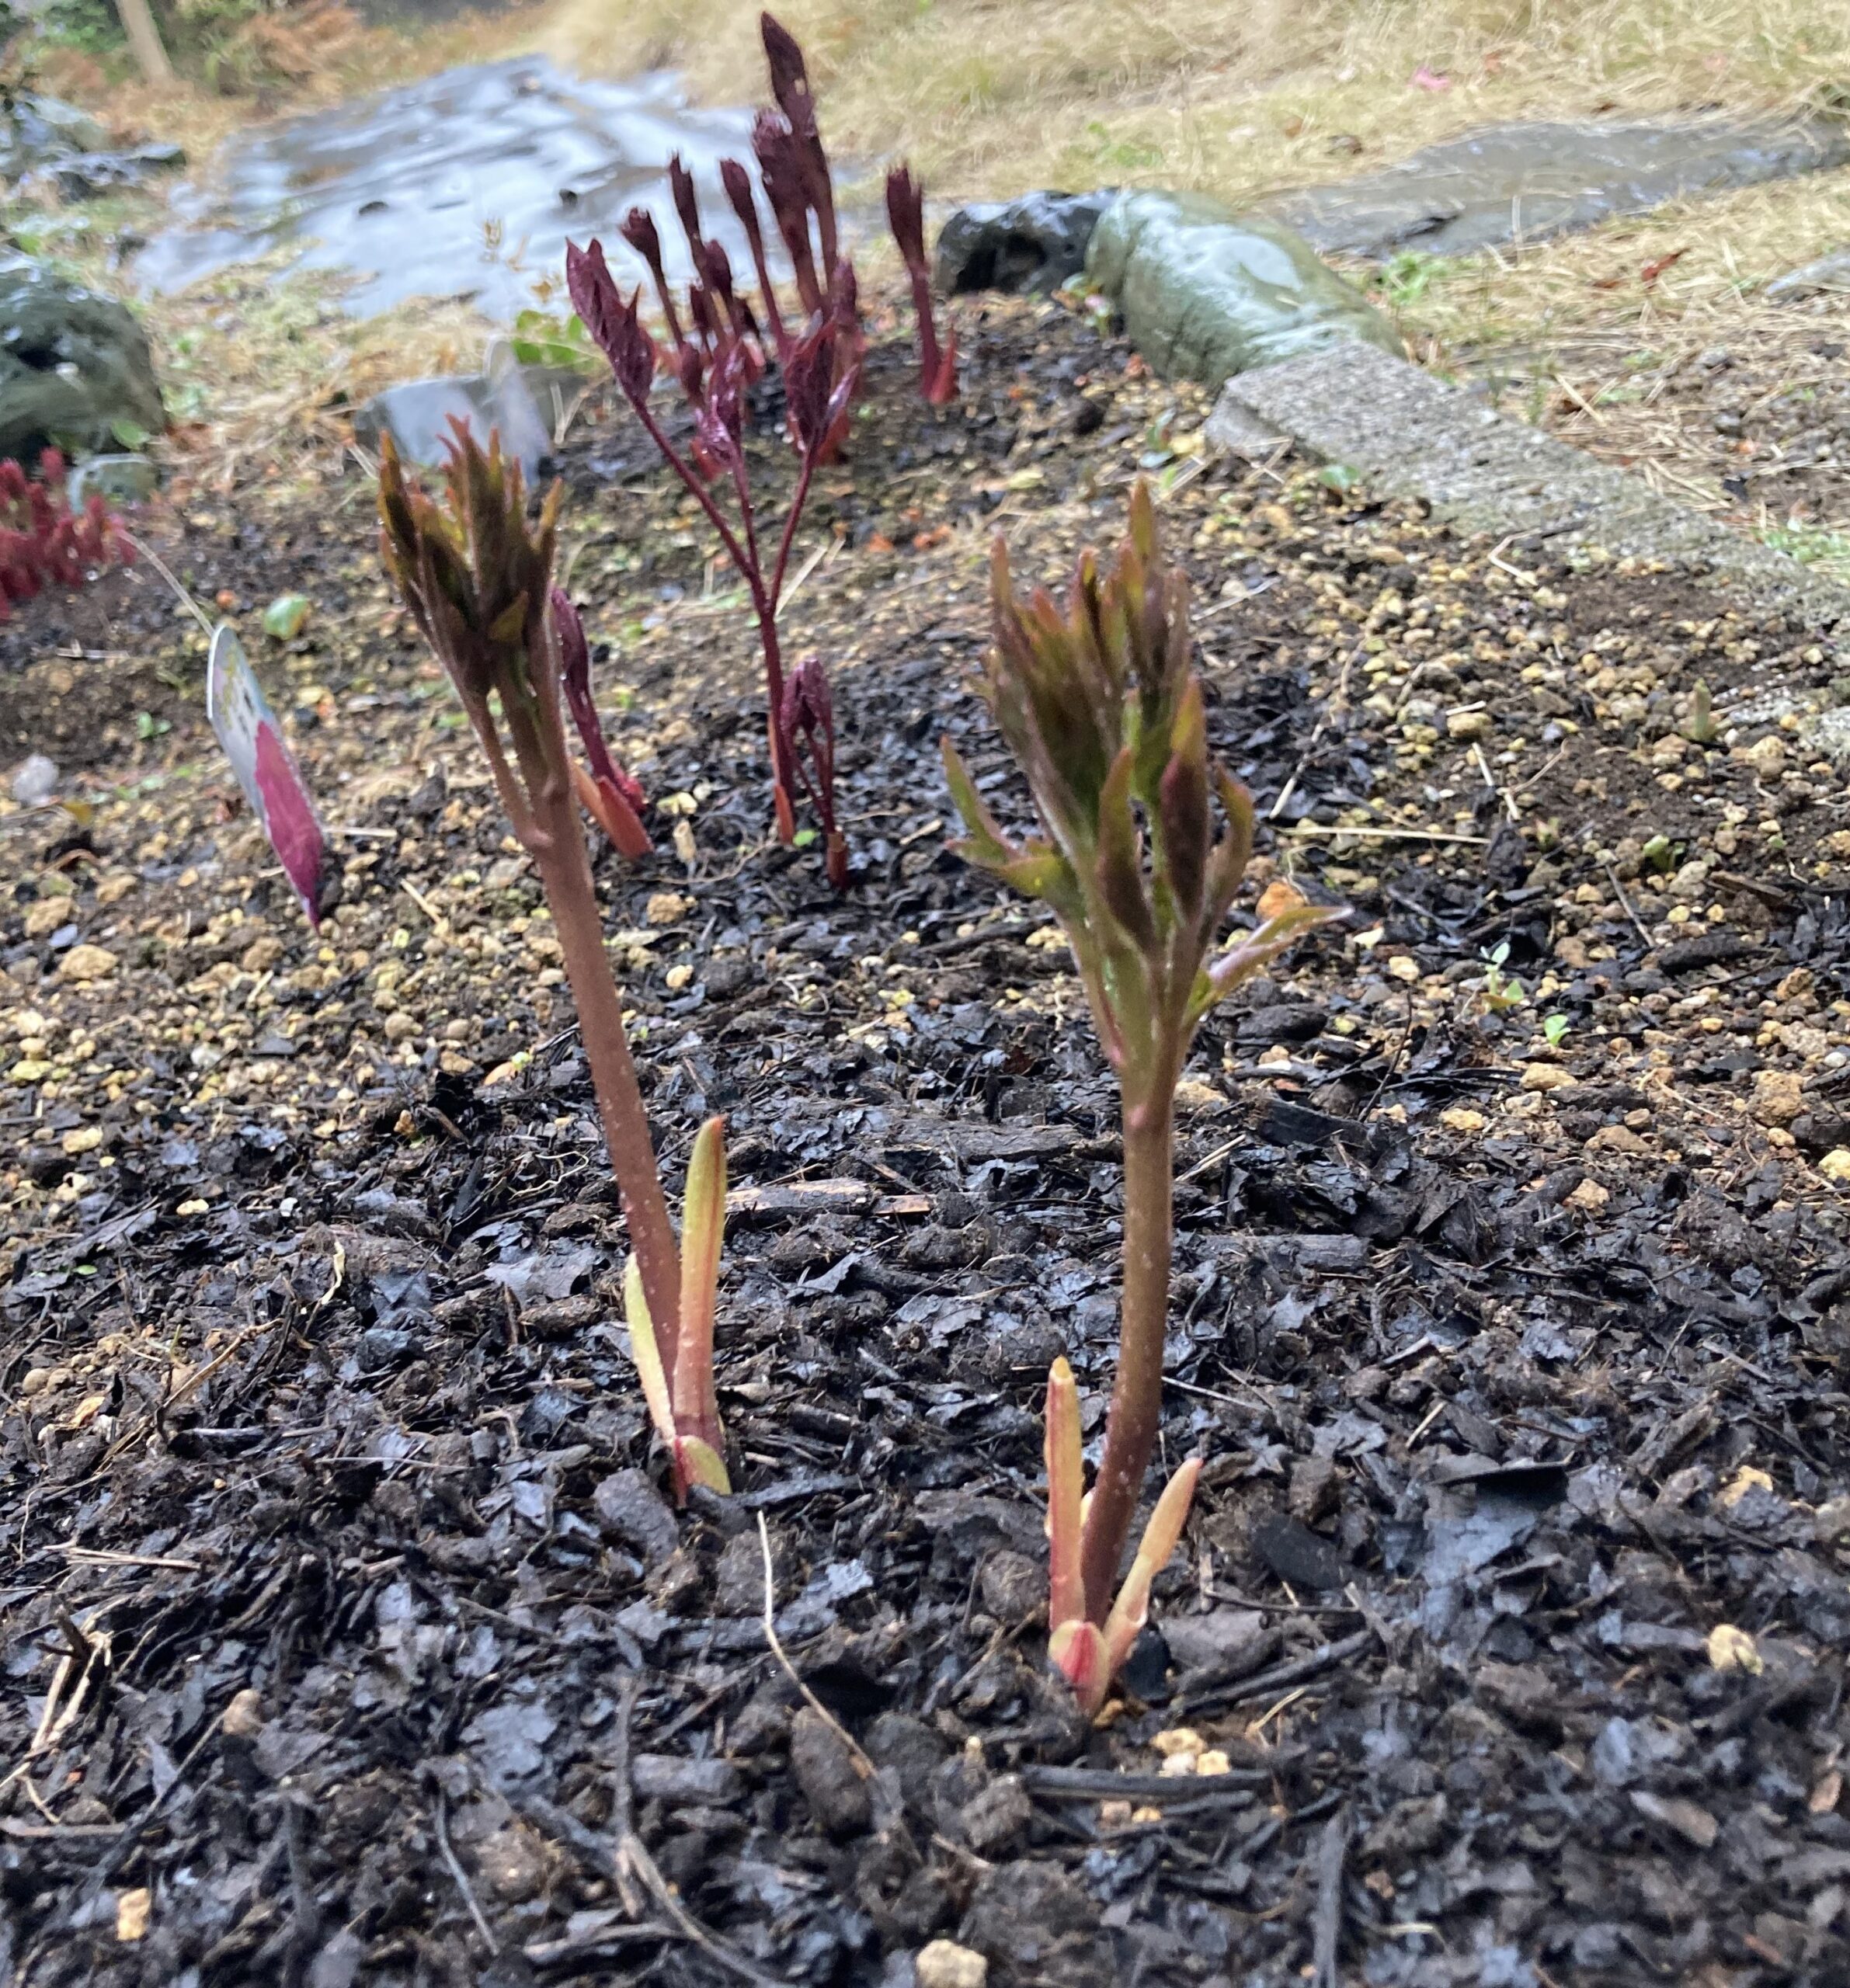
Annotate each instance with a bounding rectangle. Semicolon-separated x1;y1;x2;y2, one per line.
565;241;657;405
1044;1354;1201;1716
1097;1455;1201;1684
555;587;650;857
624;1253;680;1472
1044;1358;1087;1634
624;1118;732;1503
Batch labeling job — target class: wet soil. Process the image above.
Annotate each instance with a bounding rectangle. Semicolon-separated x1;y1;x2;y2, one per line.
6;295;1850;1988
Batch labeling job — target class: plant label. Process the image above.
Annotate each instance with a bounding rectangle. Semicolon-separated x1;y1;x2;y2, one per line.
207;622;329;926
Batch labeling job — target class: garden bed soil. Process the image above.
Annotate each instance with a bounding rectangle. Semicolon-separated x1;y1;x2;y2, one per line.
5;295;1850;1988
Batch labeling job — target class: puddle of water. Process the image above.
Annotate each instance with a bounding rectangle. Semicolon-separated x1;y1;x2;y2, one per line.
137;55;762;319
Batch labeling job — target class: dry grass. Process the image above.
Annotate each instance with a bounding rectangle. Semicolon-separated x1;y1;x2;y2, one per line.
544;0;1850;196
1347;126;1850;552
62;5;538;164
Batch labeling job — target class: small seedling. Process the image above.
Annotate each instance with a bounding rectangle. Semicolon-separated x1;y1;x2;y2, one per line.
945;481;1343;1706
1542;1012;1570;1048
1682;679;1721;746
1480;938;1526;1013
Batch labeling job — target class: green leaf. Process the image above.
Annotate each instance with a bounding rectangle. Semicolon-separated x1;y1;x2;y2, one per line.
263;593;312;641
1318;463;1361;493
110;418;152;451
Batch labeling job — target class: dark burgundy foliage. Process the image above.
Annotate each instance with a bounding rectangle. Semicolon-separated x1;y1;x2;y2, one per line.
563;11;869;881
566;240;656;405
781;654;846;888
0;450;131;619
886;165;958;405
553;585;651;860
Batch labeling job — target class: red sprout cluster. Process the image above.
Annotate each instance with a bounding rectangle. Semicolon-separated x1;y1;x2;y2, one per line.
0;450;132;617
567;12;860;884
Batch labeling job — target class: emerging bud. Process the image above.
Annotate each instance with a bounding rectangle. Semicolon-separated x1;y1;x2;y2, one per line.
885;164;957;406
565;241;659;406
668;154;702;252
1043;1355;1201;1716
625;1115;732;1503
947;481;1343;1084
377;422;558;713
555;587;651;860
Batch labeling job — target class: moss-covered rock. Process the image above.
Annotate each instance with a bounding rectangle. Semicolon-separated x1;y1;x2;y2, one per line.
1084;190;1401;390
0;262;165;462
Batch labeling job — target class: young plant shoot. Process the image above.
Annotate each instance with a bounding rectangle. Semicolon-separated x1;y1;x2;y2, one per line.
377;424;729;1500
554;586;652;860
564;14;861;883
625;1114;729;1498
944;482;1344;1709
885;165;957;405
567;242;853;885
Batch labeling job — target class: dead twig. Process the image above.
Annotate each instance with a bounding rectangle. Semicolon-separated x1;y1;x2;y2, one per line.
757;1513;875;1779
1310;1803;1351;1988
1603;864;1655;949
1177;1627;1375;1715
520;1674;790;1988
434;1792;498;1955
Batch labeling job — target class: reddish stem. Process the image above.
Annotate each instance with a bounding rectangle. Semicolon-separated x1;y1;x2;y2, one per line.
1078;1089;1176;1623
618;373;799;829
499;662;682;1355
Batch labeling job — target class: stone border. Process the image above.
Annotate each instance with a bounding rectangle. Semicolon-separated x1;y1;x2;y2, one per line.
1207;341;1850;632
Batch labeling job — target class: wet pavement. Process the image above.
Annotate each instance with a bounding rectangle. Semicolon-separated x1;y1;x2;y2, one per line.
1259;113;1850;259
135;55;760;318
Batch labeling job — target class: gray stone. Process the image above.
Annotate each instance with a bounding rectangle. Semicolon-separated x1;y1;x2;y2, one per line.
1084;191;1401;391
0;95;109;176
352;361;576;480
0;263;165;462
935;189;1116;296
27;145;185;203
10;752;57;805
1202;396;1285;459
630;1753;742;1805
591;1468;678;1567
1259;115;1850;260
0;93;181;201
1160;1607;1276;1677
68;454;158;507
1767;247;1850;301
1213;341;1850;629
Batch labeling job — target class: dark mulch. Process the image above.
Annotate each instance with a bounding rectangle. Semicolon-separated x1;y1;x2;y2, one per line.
5;294;1850;1988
